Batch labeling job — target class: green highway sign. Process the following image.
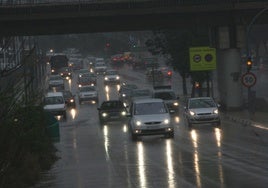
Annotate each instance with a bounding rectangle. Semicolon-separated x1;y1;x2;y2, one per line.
189;46;216;71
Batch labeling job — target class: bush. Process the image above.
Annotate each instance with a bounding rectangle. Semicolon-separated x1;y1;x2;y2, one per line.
0;105;58;188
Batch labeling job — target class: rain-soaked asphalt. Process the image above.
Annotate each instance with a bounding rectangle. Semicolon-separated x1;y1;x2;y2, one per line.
34;61;268;188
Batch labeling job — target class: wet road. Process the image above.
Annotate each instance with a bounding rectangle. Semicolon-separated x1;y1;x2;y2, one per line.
35;62;268;188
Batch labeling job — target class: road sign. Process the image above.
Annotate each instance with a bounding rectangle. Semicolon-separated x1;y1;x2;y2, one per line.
189;46;216;71
241;72;257;87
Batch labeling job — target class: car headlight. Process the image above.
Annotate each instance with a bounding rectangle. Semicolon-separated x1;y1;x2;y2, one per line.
122;93;126;97
136;121;141;126
104;77;108;80
164;119;169;124
121;111;126;116
173;102;179;106
79;84;82;87
60;73;63;76
189;110;195;116
116;76;120;80
79;75;82;77
213;109;219;114
68;73;71;75
70;99;74;103
102;113;107;117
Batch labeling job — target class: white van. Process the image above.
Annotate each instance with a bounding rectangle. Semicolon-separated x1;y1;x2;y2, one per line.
43;92;67;119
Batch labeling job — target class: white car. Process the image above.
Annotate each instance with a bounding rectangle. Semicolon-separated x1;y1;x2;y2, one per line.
43;92;67;119
104;69;120;85
78;86;98;104
94;62;107;74
128;98;174;140
48;74;64;90
184;97;221;128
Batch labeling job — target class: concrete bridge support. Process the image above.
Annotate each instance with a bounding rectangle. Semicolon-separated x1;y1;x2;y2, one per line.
216;26;246;110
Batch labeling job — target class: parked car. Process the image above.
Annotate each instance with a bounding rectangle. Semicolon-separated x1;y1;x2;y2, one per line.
97;100;128;123
48;74;64;90
62;90;76;108
43;92;67;119
104;69;120;85
152;85;179;114
128;98;174;140
184;97;221;128
78;86;98;104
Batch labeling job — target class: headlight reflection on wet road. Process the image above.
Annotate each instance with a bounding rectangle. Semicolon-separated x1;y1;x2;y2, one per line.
166;140;176;188
137;142;147;188
105;85;110;101
70;108;77;120
103;125;110;161
214;127;224;186
190;130;201;187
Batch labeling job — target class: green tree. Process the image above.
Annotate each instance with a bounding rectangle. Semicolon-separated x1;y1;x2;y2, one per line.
145;28;210;97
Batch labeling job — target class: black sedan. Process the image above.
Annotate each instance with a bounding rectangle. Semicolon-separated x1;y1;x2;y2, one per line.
62;90;76;108
97;100;128;124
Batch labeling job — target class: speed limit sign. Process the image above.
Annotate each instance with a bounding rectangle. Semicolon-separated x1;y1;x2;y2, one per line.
241;72;257;88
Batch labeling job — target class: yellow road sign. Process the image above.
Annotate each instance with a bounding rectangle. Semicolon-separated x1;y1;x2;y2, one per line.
189;46;216;71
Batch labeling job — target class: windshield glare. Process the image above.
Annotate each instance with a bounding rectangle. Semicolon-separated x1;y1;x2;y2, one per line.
134;102;167;115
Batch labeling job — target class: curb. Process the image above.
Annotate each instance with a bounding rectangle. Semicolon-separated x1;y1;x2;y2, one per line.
222;113;252;126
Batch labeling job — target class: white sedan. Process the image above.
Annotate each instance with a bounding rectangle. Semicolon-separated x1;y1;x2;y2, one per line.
128;98;174;141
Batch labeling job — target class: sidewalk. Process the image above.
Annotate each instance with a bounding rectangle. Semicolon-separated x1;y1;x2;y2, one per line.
222;110;268;129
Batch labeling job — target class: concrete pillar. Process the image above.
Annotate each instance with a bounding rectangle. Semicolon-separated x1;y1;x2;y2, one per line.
217;49;243;109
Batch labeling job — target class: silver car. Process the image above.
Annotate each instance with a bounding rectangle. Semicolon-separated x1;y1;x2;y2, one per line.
184;97;221;127
128;98;174;140
78;86;98;104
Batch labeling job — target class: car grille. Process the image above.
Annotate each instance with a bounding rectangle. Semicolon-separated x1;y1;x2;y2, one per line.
144;121;161;125
197;113;212;115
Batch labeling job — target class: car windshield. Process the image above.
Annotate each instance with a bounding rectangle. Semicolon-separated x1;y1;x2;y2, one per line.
50;75;62;80
106;70;118;75
189;98;216;108
80;87;95;92
95;63;105;67
134;102;167;115
154;92;176;100
132;90;151;97
59;67;70;72
44;96;64;105
79;77;93;82
101;101;124;109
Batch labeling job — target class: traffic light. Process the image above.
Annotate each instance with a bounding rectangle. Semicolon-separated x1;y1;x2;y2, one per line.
246;58;252;72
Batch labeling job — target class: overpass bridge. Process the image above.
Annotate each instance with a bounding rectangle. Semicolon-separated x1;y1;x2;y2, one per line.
0;0;268;36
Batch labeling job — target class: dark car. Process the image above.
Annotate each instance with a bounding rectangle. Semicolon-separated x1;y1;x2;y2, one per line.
58;67;72;80
62;90;76;108
152;86;179;114
97;100;128;123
